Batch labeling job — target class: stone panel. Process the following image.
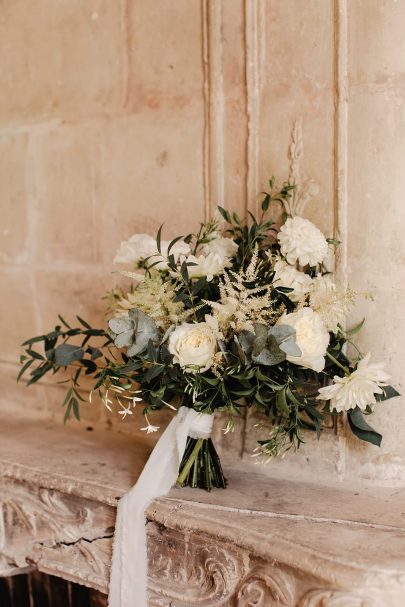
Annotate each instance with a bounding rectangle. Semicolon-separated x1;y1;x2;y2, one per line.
0;0;126;124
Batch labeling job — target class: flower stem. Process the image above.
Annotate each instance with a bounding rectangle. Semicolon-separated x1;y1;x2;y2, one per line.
176;438;203;486
176;437;227;491
326;351;350;374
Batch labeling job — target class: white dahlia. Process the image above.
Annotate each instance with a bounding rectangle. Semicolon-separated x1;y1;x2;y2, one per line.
317;353;390;412
277;216;329;267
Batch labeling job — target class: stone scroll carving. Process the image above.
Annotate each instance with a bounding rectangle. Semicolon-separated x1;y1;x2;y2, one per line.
0;478;115;590
235;567;295;607
297;589;377;607
147;522;297;607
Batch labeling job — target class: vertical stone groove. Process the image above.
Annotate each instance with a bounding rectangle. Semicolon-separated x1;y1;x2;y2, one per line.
334;0;349;480
201;0;225;221
244;0;265;216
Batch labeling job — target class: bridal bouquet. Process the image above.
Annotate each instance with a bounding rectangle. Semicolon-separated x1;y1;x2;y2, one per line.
19;179;399;490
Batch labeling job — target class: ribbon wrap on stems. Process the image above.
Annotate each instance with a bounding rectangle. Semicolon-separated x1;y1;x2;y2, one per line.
108;406;213;607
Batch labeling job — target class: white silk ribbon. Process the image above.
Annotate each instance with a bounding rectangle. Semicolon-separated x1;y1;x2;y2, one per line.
108;406;213;607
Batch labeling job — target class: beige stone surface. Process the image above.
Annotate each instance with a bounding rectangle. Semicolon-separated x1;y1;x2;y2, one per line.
0;0;126;124
1;418;405;604
0;0;405;490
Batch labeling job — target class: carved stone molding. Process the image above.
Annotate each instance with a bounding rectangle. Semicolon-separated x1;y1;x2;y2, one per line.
235;567;295;607
0;478;114;590
147;524;244;606
297;589;377;607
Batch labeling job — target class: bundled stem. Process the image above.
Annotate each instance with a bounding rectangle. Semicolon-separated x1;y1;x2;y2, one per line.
176;437;227;491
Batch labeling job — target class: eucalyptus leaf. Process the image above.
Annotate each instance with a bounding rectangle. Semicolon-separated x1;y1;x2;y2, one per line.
54;344;84;366
252;336;286;366
252;323;268;356
129;309;159;345
238;330;254;356
108;317;133;335
269;325;301;357
114;329;135;348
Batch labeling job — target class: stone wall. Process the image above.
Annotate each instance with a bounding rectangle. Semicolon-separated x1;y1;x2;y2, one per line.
1;1;404;486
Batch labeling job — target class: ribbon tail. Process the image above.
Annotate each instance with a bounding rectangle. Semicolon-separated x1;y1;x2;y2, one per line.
108;407;195;607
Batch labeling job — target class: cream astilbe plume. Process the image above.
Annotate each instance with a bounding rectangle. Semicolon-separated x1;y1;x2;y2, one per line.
206;246;284;333
108;275;185;331
309;275;356;333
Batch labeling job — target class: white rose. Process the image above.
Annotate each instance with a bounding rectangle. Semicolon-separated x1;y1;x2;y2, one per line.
272;258;312;302
150;239;190;271
277;307;330;372
168;322;217;373
186;252;231;281
113;233;189;270
277;216;329;267
113;234;157;265
317;353;390;412
203;236;238;260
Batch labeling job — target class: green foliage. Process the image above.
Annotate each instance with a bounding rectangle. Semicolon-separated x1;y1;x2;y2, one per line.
347;407;382;447
18;317;112;421
108;309;159;356
18;183;400;463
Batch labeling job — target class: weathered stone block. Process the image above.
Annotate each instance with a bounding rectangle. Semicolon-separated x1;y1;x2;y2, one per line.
0;0;125;123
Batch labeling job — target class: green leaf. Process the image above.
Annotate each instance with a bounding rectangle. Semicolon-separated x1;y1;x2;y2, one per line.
348;407;382;447
58;314;72;329
167;235;185;254
269;325;301;357
114;329;134;348
343;318;365;338
252;336;286;366
64;401;73;423
21;334;46;346
63;388;73;406
156;224;163;254
54;344;84;366
144;365;164;382
261;193;270;212
375;385;400;402
217;206;231;223
72;397;81;421
17;358;34;382
26;349;45;360
276;388;290;415
76;316;92;329
252;323;268;356
108;317;133;335
237;331;254;356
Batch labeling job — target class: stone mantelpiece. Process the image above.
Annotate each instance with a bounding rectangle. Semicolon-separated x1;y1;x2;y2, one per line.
0;420;404;606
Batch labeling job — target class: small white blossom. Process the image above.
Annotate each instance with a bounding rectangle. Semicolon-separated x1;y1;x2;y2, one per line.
118;405;133;419
140;423;160;434
277;216;329;267
317;353;390;412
